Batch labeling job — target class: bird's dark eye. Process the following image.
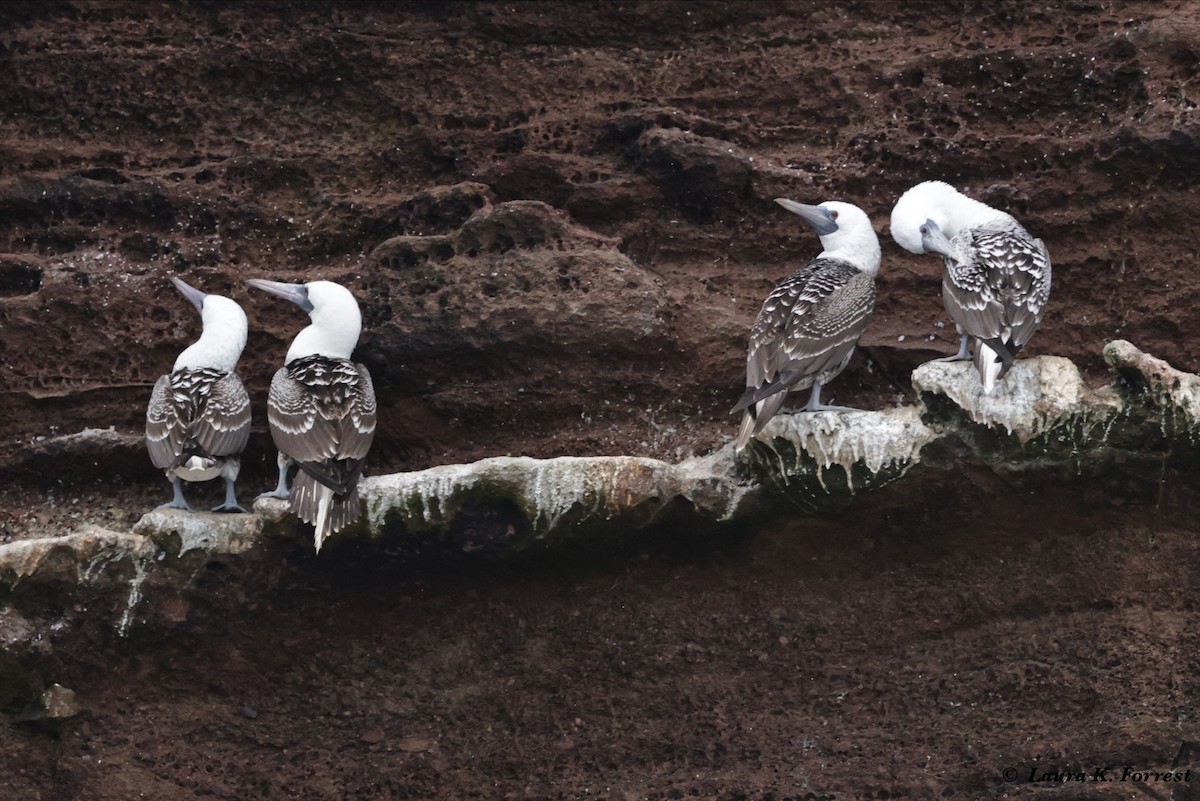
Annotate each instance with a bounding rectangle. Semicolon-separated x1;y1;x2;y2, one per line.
829;210;839;220
919;225;929;235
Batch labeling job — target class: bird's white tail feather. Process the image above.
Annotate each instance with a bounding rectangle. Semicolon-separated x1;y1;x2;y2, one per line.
976;341;1004;395
734;393;788;451
292;470;362;553
314;485;333;553
735;408;758;452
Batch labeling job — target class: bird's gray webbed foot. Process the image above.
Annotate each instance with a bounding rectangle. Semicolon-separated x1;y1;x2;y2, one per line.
804;403;861;413
801;381;861;414
933;334;972;363
158;477;194;512
257;462;291;500
213;478;247;513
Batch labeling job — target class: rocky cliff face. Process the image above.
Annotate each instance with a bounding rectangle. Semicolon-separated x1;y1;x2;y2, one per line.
4;5;1200;798
3;1;1200;484
3;343;1199;800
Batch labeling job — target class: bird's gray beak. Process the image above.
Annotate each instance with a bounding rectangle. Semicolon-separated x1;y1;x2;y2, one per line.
919;219;955;258
775;198;839;235
170;276;207;313
246;278;314;313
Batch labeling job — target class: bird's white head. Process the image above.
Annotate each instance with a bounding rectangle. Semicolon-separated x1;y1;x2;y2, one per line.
775;198;881;277
247;278;363;363
889;180;1014;254
170;277;248;372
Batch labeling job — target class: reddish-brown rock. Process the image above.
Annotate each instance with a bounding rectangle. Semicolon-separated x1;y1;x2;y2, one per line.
4;1;1200;478
2;5;1200;800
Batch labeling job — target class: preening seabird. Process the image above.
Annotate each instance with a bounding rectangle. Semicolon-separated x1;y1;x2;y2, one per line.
145;277;252;512
890;180;1052;393
247;278;377;552
732;198;881;451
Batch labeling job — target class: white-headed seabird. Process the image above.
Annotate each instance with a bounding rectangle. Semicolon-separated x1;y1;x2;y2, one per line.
890;180;1052;393
246;278;377;552
732;198;881;451
145;277;252;512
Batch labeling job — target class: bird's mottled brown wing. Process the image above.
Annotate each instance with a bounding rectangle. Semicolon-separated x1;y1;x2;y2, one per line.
267;360;376;463
266;367;337;463
776;270;875;385
193;371;252;457
744;260;820;394
943;223;1051;350
941;272;1005;344
145;373;182;469
738;259;874;409
332;364;376;460
1008;237;1052;350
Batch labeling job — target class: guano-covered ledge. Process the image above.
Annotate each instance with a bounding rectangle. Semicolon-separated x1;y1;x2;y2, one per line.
1;341;1197;639
351;452;764;555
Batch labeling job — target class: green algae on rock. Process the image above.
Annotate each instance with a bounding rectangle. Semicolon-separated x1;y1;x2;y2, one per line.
740;407;937;513
912;357;1123;444
357;452;763;555
1105;339;1200;433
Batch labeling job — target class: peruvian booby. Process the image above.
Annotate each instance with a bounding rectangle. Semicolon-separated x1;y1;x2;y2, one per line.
145;277;252;512
247;278;377;552
890;181;1052;393
732;198;881;451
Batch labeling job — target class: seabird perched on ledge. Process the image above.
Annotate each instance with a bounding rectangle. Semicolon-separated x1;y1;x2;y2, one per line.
247;278;377;552
146;277;252;512
732;198;881;451
890;180;1052;394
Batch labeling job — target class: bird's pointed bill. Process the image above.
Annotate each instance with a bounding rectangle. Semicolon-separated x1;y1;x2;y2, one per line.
775;198;839;235
246;278;314;313
170;276;207;312
919;219;955;258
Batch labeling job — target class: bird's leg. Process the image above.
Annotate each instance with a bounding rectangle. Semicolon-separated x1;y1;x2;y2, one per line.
258;453;293;500
934;332;972;362
803;380;860;413
157;475;194;512
212;477;247;513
